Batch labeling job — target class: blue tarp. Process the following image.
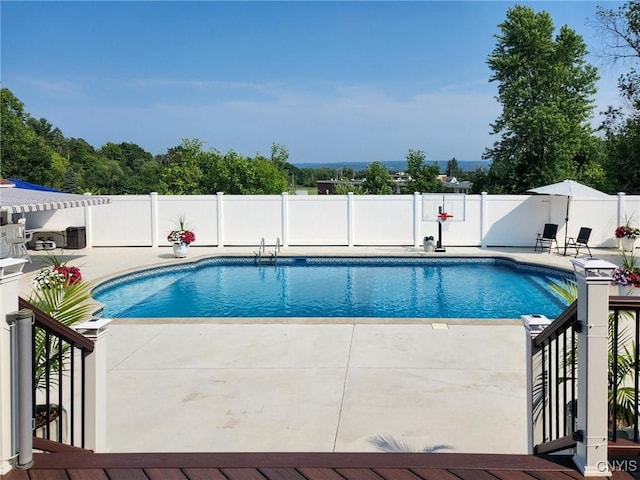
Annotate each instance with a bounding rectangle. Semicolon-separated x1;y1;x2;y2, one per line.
7;178;61;193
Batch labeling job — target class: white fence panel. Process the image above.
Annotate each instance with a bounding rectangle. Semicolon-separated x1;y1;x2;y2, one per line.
157;195;218;246
565;198;618;248
622;195;640;228
11;192;640;251
92;196;152;246
352;196;414;245
288;196;348;245
223;196;282;246
484;196;539;247
27;208;85;231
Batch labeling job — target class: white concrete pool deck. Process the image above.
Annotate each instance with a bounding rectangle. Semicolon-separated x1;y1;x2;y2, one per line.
19;246;623;454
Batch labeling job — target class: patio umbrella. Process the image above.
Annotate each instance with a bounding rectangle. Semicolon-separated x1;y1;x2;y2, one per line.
527;179;610;255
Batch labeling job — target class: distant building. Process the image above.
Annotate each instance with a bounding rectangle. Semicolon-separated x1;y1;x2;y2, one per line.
316;179;365;195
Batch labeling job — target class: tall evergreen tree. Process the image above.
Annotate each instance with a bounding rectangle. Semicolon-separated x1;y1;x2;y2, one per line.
484;5;599;193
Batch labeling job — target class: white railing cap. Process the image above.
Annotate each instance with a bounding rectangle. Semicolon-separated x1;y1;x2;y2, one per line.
73;317;112;336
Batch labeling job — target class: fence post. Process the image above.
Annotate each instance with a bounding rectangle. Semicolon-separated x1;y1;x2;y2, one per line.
0;259;27;475
281;192;289;247
83;193;94;249
150;192;158;247
571;258;616;476
217;192;225;248
414;192;421;248
7;310;33;469
480;191;488;248
73;318;112;452
347;193;354;247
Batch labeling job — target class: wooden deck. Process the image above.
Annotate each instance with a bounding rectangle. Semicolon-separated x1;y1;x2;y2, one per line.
1;452;637;480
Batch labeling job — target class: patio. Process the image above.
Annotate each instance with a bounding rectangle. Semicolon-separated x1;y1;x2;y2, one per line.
18;246;621;454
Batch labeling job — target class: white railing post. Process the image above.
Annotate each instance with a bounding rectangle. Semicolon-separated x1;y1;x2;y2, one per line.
571;258;616;477
73;318;112;452
150;192;159;247
7;310;33;470
216;192;225;248
281;192;289;248
0;259;27;475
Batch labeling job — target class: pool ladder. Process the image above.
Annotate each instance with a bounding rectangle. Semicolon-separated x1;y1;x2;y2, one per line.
255;237;280;265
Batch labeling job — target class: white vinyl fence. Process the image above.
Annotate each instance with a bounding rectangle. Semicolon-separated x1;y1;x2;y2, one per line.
20;192;640;249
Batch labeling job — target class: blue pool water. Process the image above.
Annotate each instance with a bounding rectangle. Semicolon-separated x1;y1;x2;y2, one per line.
92;257;573;319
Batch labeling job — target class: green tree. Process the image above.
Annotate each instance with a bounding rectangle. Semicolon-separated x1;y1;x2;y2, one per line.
446;157;464;179
158;138;205;194
270;142;289;170
594;1;640;110
62;167;81;194
484;5;599;193
595;2;640;193
99;141;157;193
363;161;393;194
404;149;442;193
252;158;289;194
0;88;54;185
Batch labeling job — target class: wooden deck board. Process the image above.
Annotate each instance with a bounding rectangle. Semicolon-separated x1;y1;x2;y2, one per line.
260;467;309;480
372;468;424;480
222;467;269;480
104;468;150;480
182;468;227;480
335;468;384;480
448;469;501;480
145;468;189;480
1;452;636;480
408;470;463;480
297;467;347;480
67;470;110;480
487;470;539;480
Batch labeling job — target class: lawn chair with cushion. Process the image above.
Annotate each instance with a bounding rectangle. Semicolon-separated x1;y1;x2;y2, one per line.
564;227;592;257
534;223;559;253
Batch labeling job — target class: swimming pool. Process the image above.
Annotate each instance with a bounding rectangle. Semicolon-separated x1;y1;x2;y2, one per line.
92;257;573;319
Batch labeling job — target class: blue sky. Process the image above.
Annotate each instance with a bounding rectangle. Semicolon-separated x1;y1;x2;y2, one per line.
1;1;628;165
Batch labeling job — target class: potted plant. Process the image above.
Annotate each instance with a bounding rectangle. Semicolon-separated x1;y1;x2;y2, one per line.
615;222;640;252
167;215;196;258
28;255;93;436
423;235;435;252
611;250;640;296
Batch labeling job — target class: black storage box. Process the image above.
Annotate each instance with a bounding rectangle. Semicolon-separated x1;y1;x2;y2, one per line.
66;226;86;249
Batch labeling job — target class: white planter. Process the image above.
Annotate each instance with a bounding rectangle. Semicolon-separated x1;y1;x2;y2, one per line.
423;239;435;252
620;237;637;252
172;243;189;258
618;285;639;296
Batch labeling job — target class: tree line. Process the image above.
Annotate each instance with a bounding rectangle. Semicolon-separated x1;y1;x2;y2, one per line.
0;87;463;196
1;3;638;195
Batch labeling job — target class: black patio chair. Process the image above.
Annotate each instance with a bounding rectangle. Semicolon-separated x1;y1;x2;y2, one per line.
565;227;592;257
534;223;559;253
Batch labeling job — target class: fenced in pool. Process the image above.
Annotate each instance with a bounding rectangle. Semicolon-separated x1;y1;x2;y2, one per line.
92;257;573;319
